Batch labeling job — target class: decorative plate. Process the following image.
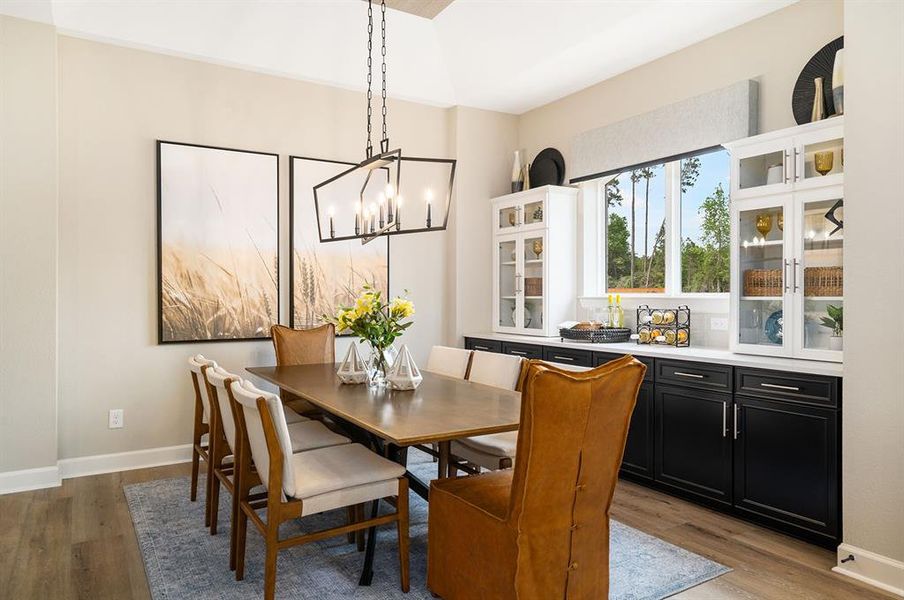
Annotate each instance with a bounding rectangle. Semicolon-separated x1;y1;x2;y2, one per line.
529;148;565;187
764;310;784;345
792;36;843;125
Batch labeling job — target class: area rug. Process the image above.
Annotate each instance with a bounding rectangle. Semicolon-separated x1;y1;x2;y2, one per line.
124;452;729;599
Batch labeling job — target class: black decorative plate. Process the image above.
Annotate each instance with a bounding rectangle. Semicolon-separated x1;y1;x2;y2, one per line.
792;36;843;125
529;147;565;187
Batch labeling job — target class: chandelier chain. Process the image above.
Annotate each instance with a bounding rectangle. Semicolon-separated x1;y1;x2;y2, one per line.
380;0;388;151
365;0;374;157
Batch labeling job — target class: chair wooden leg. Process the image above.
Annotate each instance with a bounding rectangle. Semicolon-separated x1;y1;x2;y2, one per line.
235;505;249;581
396;479;410;593
263;528;279;600
209;472;221;535
204;454;214;528
229;480;240;571
190;446;200;501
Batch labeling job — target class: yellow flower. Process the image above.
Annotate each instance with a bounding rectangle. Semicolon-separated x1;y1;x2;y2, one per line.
335;308;355;332
355;292;375;317
390;297;415;319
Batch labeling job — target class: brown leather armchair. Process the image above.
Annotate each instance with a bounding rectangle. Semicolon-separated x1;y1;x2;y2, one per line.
427;355;646;599
270;324;334;417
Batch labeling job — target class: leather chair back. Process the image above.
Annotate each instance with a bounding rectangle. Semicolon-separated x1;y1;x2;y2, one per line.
508;356;645;597
271;324;335;366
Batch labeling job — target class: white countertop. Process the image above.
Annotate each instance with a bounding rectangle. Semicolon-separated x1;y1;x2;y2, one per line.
464;332;843;377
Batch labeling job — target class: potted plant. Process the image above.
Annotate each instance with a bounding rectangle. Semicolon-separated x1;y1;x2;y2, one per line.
819;304;843;351
328;284;415;387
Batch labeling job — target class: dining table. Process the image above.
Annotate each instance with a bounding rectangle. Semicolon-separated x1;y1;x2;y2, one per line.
245;362;522;585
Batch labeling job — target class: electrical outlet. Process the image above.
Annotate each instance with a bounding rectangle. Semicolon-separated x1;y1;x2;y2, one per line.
109;409;124;429
710;317;729;331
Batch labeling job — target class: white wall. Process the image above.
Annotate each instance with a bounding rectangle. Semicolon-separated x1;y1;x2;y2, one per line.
839;0;904;575
0;16;59;474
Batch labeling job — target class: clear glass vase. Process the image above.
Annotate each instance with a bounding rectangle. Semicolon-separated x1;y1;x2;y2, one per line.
367;344;389;388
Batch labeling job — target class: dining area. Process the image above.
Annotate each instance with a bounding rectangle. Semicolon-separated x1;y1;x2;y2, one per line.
181;296;647;599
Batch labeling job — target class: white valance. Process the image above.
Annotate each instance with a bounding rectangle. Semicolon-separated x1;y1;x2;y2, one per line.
570;80;758;182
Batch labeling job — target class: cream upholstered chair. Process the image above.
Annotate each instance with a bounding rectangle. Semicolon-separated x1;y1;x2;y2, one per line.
231;380;410;599
187;355;218;526
205;368;351;568
450;351;524;474
424;345;473;379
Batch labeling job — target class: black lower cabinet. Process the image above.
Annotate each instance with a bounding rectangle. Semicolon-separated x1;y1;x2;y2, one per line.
733;395;839;543
620;381;654;480
655;385;733;505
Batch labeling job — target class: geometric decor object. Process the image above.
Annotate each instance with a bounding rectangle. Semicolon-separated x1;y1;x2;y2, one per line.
289;156;389;332
337;343;369;384
792;36;844;125
387;344;423;390
156;141;279;343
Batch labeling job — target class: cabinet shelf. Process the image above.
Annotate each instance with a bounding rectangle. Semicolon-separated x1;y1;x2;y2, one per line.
741;296;782;301
741;239;783;248
525;258;543;264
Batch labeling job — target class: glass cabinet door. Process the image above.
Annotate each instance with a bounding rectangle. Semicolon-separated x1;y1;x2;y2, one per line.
796;133;844;187
798;194;844;355
521;197;545;229
521;232;546;332
496;202;521;234
497;237;519;329
736;202;789;352
735;142;791;198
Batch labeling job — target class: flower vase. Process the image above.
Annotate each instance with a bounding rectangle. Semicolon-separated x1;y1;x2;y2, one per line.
829;335;843;351
368;345;390;388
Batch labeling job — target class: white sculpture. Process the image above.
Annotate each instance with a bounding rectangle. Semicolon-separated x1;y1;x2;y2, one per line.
387;344;423;390
336;343;368;384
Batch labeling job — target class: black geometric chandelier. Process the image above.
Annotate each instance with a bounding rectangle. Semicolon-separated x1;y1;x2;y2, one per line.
313;0;456;245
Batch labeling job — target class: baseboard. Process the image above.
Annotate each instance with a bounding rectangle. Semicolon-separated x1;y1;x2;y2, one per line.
57;443;194;479
834;543;904;597
0;464;62;495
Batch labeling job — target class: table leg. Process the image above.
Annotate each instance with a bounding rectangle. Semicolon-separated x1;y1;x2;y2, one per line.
437;441;450;480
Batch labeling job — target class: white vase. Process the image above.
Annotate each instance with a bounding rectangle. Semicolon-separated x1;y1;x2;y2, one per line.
336;343;368;384
829;335;843;351
511;150;524;193
387;344;423;390
832;49;844;115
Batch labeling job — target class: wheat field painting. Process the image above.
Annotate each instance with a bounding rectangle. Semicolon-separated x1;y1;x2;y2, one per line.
290;157;388;332
158;142;279;343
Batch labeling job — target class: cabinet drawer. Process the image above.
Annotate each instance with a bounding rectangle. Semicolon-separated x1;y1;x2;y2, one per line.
543;346;592;367
656;359;732;391
735;368;839;408
464;338;502;353
594;352;653;381
501;342;542;359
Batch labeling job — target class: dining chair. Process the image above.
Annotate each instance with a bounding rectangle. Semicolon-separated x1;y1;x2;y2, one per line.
427;355;646;600
187;354;218;525
231;379;410;599
270;324;335;418
424;345;473;379
449;351;525;475
205;368;352;566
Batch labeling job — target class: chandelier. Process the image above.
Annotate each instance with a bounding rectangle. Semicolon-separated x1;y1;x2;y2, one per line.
313;0;456;245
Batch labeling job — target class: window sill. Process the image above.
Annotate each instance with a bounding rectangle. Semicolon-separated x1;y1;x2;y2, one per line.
579;293;729;312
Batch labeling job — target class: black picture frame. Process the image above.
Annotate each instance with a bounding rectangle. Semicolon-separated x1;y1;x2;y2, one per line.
288;155;390;334
156;140;280;344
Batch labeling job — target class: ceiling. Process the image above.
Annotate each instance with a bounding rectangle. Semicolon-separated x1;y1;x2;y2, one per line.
1;0;795;114
383;0;455;20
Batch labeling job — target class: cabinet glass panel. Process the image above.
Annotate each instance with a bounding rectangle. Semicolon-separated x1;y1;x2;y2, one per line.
498;239;517;327
498;205;519;232
523;234;544;331
522;199;544;227
801;138;844;182
801;197;844;352
738;206;785;347
739;150;785;192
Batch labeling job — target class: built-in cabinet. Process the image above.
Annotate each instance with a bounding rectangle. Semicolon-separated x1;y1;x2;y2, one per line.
726;118;844;362
464;336;842;548
492;186;577;337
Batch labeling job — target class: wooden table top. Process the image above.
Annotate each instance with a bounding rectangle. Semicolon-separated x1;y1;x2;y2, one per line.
246;364;521;446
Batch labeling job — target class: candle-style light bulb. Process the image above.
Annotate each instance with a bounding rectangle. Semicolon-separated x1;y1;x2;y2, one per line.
370;203;377;233
395;195;403;231
354;203;361;236
386;184;395;222
378;193;386;229
328;205;335;239
425;189;433;229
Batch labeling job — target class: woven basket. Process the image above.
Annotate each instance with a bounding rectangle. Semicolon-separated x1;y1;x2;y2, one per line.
524;277;543;296
804;266;843;296
560;327;632;343
743;269;783;296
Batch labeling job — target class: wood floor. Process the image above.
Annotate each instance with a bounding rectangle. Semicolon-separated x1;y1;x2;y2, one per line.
0;463;894;600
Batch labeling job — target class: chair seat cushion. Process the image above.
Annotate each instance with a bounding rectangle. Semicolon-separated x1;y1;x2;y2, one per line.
431;469;513;521
287;420;350;453
286;443;406;499
455;431;518;457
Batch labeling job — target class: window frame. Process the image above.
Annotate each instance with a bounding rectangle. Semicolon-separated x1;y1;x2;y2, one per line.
588;147;730;300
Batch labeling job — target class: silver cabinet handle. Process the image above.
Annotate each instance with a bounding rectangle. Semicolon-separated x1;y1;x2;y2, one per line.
761;382;800;392
793;148;800;181
473;345;490;351
516;205;523;226
783;259;790;292
673;371;704;379
722;402;728;438
514;273;522;295
792;258;800;292
783;150;790;183
552;355;574;362
733;404;740;440
509;350;527;356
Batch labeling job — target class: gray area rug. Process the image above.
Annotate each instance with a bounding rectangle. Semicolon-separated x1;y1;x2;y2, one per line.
124;452;729;599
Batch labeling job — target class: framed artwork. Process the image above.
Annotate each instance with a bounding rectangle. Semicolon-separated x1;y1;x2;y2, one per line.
157;141;279;343
289;156;389;333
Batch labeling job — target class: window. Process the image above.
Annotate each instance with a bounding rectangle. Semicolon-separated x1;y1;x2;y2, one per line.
601;147;730;295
